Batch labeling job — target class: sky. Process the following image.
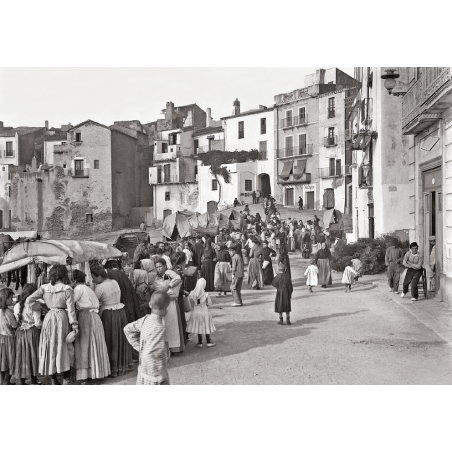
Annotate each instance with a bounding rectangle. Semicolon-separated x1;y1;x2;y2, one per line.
0;67;353;129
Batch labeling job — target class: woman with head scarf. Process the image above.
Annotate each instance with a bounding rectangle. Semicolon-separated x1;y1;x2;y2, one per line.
272;263;293;325
201;240;217;292
134;267;151;316
248;238;264;290
302;230;312;259
262;240;277;286
315;242;332;288
278;236;292;281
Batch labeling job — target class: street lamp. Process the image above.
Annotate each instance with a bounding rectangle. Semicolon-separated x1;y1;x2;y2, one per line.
381;68;406;96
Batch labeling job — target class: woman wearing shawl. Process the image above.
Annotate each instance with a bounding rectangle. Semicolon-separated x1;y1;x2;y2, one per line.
288;224;295;252
182;242;197;292
248;239;264;290
278;236;292;280
201;240;216;292
262;240;277;285
302;231;312;259
133;268;151;316
214;243;232;296
315;243;332;288
272;263;293;325
186;278;216;348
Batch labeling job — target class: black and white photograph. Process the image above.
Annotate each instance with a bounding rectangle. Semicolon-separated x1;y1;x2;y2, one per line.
1;2;450;451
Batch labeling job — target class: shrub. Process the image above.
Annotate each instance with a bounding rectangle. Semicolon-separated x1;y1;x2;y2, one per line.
331;233;409;275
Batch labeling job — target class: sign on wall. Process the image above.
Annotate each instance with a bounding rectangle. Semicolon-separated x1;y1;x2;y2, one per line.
149;167;158;185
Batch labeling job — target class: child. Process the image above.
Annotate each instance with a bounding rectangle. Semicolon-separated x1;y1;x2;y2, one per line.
0;288;18;385
13;283;42;385
342;261;359;292
186;278;216;348
304;259;319;293
350;254;362;284
272;263;293;325
123;291;172;385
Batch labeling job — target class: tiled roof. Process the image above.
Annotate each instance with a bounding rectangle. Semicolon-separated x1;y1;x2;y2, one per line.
0;130;17;137
68;119;109;131
43;131;68;142
192;126;224;137
13;127;45;136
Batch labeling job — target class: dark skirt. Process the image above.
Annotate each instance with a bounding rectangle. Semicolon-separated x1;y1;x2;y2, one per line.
177;293;188;343
101;308;133;376
14;327;40;378
183;260;198;292
263;261;274;285
201;259;215;292
274;289;291;314
0;334;15;372
317;258;332;285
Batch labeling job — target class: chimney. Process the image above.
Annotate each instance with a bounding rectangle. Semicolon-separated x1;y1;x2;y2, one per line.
233;98;240;116
317;68;326;85
45;120;49;130
165;101;174;121
0;121;3;128
206;108;212;127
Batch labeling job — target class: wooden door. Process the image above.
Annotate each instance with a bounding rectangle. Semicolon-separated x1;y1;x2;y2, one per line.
436;190;442;294
285;188;294;206
0;210;3;229
306;191;314;210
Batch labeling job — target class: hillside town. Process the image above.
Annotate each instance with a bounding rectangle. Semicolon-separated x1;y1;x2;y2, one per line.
0;66;450;386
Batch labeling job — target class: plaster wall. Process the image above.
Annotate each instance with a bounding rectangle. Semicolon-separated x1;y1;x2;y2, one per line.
0;135;19;166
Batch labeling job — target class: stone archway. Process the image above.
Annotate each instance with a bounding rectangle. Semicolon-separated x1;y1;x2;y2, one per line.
259;173;271;198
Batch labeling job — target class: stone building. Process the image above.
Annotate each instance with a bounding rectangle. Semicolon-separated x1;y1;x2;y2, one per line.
274;68;359;210
401;67;452;302
347;67;410;241
10;119;153;237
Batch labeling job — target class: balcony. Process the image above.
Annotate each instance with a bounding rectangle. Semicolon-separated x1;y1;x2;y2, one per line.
324;136;337;147
280;114;308;129
402;67;452;134
73;168;89;178
319;167;342;179
156;174;196;184
195;139;225;154
278;172;311;184
277;144;313;159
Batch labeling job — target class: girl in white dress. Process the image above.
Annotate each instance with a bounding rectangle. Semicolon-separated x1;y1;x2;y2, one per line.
304;260;319;293
186;278;216;348
342;261;359;293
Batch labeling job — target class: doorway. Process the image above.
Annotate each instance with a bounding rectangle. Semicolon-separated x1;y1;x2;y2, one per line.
207;200;217;214
259;173;271;198
0;210;3;229
306;191;314;210
163;209;172;220
285;188;294;206
347;183;353;214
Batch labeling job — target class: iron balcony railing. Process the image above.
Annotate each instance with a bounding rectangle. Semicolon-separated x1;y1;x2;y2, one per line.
402;67;451;130
318;167;343;178
277;144;313;158
278;173;311;184
280;114;308;129
73;168;89;178
324;136;337;147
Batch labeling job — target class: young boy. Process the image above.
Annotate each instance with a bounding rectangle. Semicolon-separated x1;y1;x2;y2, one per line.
124;291;171;385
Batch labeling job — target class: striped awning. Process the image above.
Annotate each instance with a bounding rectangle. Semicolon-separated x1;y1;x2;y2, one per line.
279;161;293;177
293;160;306;179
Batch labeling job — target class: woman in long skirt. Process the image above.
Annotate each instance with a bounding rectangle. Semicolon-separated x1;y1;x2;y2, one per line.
248;239;264;290
182;242;197;292
315;243;332;288
262;241;277;286
91;264;133;378
272;263;293;325
26;265;78;385
72;270;111;383
13;283;42;385
214;244;232;296
278;237;292;281
133;267;152;316
0;288;17;385
201;240;216;292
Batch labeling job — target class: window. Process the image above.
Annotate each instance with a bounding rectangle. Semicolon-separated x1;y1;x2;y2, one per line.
94;160;99;169
238;121;244;139
245;180;252;191
285;110;293;127
1;167;4;171
285;136;293;156
162;142;168;153
86;214;93;223
261;118;266;134
299;134;307;154
169;133;177;145
75;132;82;142
194;139;199;154
328;97;335;118
329;158;335;176
74;159;84;177
212;179;218;191
195;165;198;180
157;167;162;183
336;159;342;176
259;141;267;158
165;191;170;201
298;107;306;124
163;164;171;183
208;138;214;151
63;164;67;169
5;142;13;157
8;186;10;198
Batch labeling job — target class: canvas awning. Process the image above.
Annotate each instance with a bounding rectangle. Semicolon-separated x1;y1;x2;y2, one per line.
293;160;306;179
279;161;293;177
